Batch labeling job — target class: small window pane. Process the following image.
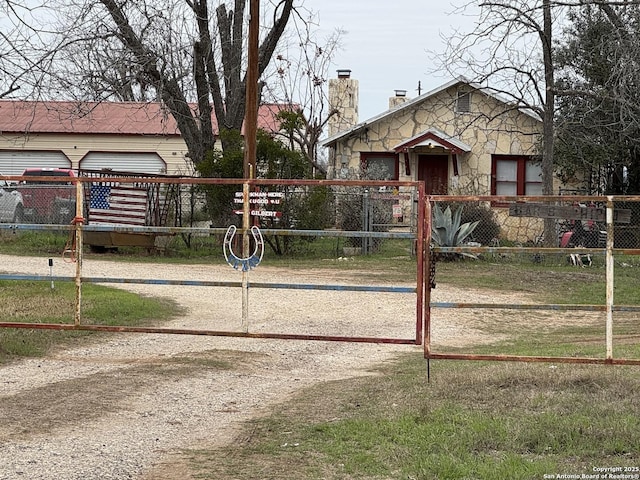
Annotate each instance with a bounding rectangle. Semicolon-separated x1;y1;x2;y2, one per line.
525;161;542;195
366;157;395;180
496;160;517;181
525;161;542;182
525;183;543;195
497;182;517;195
456;92;471;113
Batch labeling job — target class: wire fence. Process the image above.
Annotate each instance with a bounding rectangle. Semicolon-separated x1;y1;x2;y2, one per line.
429;195;640;253
0;175;426;345
426;194;640;366
2;173;640;364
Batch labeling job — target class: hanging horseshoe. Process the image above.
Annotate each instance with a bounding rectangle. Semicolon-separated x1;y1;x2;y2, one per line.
223;225;264;271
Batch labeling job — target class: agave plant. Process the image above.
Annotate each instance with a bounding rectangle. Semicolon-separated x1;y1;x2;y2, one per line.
431;204;480;260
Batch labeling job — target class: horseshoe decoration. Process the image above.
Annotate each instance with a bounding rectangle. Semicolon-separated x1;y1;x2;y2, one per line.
223;225;264;271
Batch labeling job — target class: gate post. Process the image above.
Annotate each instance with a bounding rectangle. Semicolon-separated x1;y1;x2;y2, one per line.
241;180;251;332
605;196;615;361
74;178;84;326
423;196;432;357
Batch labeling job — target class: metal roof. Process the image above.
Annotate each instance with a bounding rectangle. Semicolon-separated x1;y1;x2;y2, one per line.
0;100;290;136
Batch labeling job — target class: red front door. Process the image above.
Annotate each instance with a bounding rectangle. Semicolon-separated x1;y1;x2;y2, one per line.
418;155;449;195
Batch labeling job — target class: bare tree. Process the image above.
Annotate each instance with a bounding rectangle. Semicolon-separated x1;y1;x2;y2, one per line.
42;0;294;166
0;1;66;99
435;0;561;243
4;0;344;177
438;0;558;191
262;8;344;176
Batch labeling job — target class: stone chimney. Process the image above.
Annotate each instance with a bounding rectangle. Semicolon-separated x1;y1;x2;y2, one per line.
389;89;408;109
328;69;359;136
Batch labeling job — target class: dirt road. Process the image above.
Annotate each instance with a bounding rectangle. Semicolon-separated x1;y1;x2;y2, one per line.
0;254;511;479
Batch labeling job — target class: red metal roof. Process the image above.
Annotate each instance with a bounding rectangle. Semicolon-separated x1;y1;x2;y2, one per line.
0;100;291;136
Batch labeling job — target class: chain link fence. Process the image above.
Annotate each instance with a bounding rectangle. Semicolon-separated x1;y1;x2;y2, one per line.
4;172;640;261
153;179;422;259
429;195;640;264
1;174;424;260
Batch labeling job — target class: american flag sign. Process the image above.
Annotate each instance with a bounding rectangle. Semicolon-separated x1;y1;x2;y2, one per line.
89;184;148;226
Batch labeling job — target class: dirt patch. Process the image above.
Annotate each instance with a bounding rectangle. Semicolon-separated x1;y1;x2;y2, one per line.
0;349;266;443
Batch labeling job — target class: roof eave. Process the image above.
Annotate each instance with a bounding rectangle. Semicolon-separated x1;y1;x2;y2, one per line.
321;77;472;147
322;76;542;147
393;128;472;154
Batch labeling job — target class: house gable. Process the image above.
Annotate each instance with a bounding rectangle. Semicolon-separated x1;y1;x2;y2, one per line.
393;128;471;155
323;76;540;148
326;76;542;195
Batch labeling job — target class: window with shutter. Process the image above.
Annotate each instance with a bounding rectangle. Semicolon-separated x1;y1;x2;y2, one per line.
456;91;471;113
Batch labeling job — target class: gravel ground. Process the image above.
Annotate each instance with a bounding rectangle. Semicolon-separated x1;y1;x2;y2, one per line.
0;253;517;479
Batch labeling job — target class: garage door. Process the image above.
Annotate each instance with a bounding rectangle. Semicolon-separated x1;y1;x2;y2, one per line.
0;151;71;176
80;152;166;174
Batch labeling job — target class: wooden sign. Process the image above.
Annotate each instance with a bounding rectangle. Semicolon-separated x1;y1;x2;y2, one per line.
509;203;631;224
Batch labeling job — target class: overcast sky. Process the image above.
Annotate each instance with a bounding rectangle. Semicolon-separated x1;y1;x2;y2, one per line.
301;0;479;121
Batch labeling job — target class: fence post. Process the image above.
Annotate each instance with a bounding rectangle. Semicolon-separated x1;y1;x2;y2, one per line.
74;179;84;326
606;196;615;361
241;180;251;332
423;194;432;357
363;188;370;254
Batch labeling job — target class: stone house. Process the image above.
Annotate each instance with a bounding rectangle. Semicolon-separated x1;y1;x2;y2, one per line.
322;71;551;242
323;71;544;196
0;100;288;176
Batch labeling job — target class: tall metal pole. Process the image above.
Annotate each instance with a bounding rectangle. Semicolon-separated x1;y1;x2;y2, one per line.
242;0;259;332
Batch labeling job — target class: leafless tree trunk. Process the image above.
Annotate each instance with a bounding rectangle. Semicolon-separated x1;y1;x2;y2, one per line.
541;0;557;245
38;0;294;166
436;0;559;244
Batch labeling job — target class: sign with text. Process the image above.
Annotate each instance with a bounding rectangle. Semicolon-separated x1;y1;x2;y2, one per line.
233;209;282;218
509;203;631;223
393;204;403;218
234;191;284;218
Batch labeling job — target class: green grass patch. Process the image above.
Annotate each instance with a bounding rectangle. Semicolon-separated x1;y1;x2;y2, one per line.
0;231;70;255
467;317;640;360
435;259;640;305
0;280;181;363
187;357;640;479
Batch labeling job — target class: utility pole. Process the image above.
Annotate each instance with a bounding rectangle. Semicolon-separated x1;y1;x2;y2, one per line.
241;0;260;332
244;0;259;180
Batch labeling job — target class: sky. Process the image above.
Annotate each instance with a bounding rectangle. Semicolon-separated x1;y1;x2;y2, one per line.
301;0;479;121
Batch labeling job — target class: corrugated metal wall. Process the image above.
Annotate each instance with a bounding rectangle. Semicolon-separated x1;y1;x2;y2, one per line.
0;151;71;175
79;152;166;174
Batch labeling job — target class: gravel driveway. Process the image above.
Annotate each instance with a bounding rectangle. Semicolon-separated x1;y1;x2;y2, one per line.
0;253;507;479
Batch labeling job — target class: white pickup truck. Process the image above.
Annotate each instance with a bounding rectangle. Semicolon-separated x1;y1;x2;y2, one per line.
0;173;24;222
